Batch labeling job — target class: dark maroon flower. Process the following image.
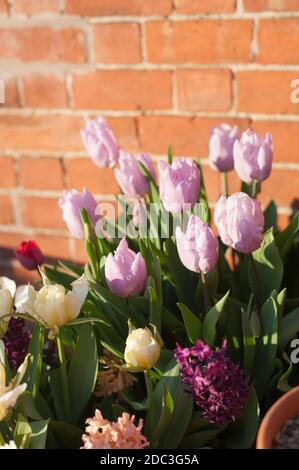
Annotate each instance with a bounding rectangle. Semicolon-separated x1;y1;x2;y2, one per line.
3;318;31;369
175;340;249;426
15;240;44;270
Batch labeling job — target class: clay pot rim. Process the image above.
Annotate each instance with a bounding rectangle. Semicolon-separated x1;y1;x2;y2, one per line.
256;386;299;449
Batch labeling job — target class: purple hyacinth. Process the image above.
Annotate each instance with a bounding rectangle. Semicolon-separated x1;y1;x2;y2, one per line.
3;318;31;369
175;340;249;425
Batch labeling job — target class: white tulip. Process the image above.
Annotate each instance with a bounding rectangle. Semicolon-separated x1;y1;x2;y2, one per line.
20;274;88;328
0;440;17;449
0;277;15;320
124;328;161;370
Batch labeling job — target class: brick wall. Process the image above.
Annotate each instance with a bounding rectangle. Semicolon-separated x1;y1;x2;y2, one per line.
0;0;298;280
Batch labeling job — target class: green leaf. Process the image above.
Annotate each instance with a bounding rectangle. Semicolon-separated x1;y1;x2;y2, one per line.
68;324;98;423
29;420;49;449
180;427;224;449
264;200;278;232
221;388;260;449
148;285;161;335
58;261;84;277
279;306;299;352
153;360;193;449
49;368;66;421
49;421;83;449
67;317;109;327
202;290;230;345
177;303;202;344
249;228;283;304
23;325;44;398
277;358;293;392
196;161;210;224
168;145;173;165
242;295;256;376
152;385;174;446
253;295;278;399
276;212;299;259
14;414;31;449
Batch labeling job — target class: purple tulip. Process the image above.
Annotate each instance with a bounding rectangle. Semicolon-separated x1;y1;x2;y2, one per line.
158;158;200;213
233;129;273;183
105;239;147;297
176;215;219;274
114;151;155;198
209;123;239;172
214;192;264;254
81;118;119;168
59;188;100;240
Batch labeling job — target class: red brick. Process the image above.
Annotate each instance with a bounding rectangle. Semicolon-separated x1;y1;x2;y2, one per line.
145;20;253;64
138;116;250;157
258;19;299;65
250;121;299;164
236;71;299;114
64;158;119;194
0;195;14;224
34;234;71;260
65;0;172;16
0;28;87;63
0;0;7;13
260;169;299;208
22;74;68;108
0;157;16;188
278;214;291;231
0;76;19;108
92;23;141;64
0;114;84;152
176;70;232;112
21;196;65;230
9;262;40;285
11;0;60;14
72;70;172;110
176;0;236;13
106;117;139;152
19;157;64;190
244;0;299;11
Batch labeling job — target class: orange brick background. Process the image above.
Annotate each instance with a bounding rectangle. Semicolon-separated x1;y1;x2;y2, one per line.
0;0;298;281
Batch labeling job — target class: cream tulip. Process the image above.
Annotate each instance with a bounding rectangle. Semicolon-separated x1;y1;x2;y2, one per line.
20;274;88;328
124;328;161;370
0;277;15;319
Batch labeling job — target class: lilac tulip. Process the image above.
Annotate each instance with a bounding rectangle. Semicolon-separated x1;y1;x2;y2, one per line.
81;118;119;168
59;189;99;240
209;123;239;172
176;215;219;274
214;192;264;254
114;151;155;198
105;239;147;297
233;129;273;183
158;158;200;213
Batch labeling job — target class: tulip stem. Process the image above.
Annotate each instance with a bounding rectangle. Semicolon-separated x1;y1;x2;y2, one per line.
201;271;210;314
220;172;228;197
144;370;156;431
250;254;263;307
56;335;72;422
251;181;258;199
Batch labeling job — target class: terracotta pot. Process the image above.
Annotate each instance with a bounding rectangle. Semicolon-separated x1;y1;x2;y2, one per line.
256;386;299;449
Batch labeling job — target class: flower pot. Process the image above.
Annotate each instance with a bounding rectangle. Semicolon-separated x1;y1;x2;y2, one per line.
256;386;299;449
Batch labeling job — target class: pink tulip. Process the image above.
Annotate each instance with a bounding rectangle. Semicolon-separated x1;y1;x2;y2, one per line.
158;158;200;213
209;124;239;172
214;192;264;254
233;129;273;183
59;189;100;240
114;151;156;198
132;201;147;227
176;215;219;274
81;118;119;168
105;239;147;297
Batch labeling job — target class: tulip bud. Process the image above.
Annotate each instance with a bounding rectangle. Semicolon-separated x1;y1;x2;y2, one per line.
114;151;156;198
105;239;147;298
59;188;100;240
81;118;119;168
15;240;44;271
233;129;273;183
176;215;219;274
214;192;264;254
158;158;200;213
20;274;88;328
124;327;161;370
209;124;238;172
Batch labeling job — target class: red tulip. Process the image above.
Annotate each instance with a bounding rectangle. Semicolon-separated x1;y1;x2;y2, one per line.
15;240;44;270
